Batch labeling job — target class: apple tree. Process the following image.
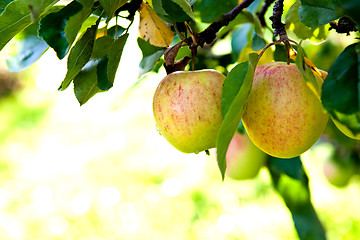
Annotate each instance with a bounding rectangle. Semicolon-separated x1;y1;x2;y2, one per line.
0;0;360;239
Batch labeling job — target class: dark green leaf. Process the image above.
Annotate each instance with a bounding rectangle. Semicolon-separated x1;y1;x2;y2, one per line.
99;0;126;21
38;0;83;59
194;0;237;23
0;0;15;14
91;36;114;59
107;25;126;38
6;23;49;72
59;24;98;91
73;59;102;105
20;0;59;21
268;157;326;240
286;1;328;41
0;1;32;51
322;42;359;115
137;38;165;76
96;56;110;90
98;33;129;90
251;33;265;51
338;0;360;27
298;0;341;28
64;0;95;50
161;0;194;22
231;23;252;57
216;53;258;180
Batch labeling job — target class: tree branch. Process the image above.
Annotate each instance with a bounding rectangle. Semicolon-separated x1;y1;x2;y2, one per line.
257;0;276;27
269;0;286;38
195;0;256;47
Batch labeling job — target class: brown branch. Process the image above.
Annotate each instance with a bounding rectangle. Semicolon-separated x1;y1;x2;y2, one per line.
195;0;256;47
257;0;276;27
269;0;286;38
115;0;143;20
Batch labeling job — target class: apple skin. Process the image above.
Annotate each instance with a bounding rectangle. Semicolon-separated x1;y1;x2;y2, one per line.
323;158;354;187
242;62;329;158
153;70;225;153
224;132;267;180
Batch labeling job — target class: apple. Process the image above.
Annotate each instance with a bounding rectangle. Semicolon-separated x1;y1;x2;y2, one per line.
153;70;225;153
223;132;267;180
242;62;329;158
323;155;355;187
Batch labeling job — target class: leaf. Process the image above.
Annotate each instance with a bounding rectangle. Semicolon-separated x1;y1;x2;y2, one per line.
20;0;59;21
194;0;237;23
59;24;98;91
73;59;102;105
6;23;49;72
0;1;32;51
231;23;253;57
138;2;174;47
286;1;329;41
295;44;321;99
99;0;127;21
64;0;95;51
38;0;83;59
97;33;128;90
268;157;326;240
161;0;194;22
322;43;359;114
321;42;360;135
298;0;341;28
137;37;165;76
91;35;114;59
0;0;15;14
216;53;258;180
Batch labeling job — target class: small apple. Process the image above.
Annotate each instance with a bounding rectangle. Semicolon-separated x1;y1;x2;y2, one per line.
153;70;225;153
223;132;267;180
242;62;329;158
323;155;355;187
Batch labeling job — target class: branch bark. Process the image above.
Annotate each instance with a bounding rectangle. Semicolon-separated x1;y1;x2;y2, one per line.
195;0;256;47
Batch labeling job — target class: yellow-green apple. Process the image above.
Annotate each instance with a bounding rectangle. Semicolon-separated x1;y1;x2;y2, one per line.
153;70;225;153
242;62;329;158
323;153;355;187
222;132;267;180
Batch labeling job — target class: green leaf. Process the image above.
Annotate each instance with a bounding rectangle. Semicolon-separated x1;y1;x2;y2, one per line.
99;0;126;21
20;0;59;21
64;0;95;51
268;157;326;240
0;1;32;51
161;0;194;22
322;43;359;114
338;0;360;27
298;0;341;28
97;33;128;90
73;59;102;105
216;53;258;180
38;1;83;59
321;42;360;135
59;24;98;91
0;0;15;14
295;44;320;97
137;37;165;76
231;23;252;57
6;23;49;72
194;0;237;23
286;1;328;41
91;35;114;59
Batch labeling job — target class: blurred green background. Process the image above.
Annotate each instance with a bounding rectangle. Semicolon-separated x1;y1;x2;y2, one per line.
0;16;359;240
